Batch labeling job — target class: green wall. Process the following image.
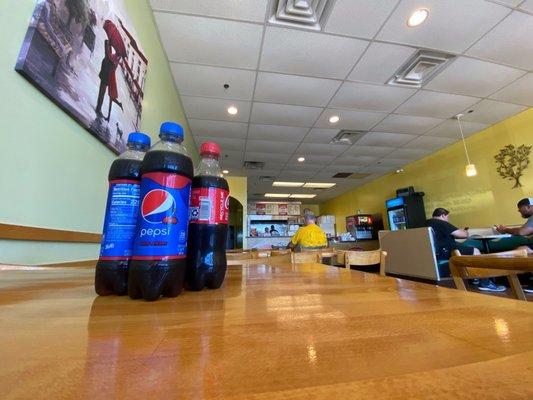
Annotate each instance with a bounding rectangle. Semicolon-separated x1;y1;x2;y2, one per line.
0;0;198;264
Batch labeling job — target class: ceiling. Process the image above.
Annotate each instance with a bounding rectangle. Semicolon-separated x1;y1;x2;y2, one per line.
149;0;533;203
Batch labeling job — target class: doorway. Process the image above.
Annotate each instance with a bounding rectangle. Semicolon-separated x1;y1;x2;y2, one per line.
227;196;243;249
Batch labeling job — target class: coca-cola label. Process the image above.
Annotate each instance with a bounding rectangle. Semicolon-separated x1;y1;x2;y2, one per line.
189;187;229;225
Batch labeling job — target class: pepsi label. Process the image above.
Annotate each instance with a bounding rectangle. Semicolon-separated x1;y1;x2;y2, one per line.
131;172;191;260
99;180;141;260
189;187;229;225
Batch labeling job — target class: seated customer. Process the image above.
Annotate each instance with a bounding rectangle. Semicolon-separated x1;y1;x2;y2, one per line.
427;208;505;292
287;213;327;251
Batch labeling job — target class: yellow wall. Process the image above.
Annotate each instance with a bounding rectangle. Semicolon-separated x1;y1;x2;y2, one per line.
321;109;533;232
303;204;321;215
226;176;248;248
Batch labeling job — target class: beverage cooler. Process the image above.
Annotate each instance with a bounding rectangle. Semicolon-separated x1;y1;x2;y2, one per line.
385;195;426;231
345;214;382;240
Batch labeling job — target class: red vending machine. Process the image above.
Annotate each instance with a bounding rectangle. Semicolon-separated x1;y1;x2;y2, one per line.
345;214;383;240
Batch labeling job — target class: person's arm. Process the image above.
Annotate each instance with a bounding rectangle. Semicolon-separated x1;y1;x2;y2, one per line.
286;228;301;249
495;224;533;236
451;228;469;239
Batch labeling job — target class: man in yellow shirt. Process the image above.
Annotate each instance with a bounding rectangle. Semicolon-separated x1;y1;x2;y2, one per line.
287;213;328;250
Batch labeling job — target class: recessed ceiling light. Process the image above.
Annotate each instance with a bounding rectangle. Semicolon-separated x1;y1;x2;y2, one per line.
273;181;304;187
222;170;229;174
297;157;305;162
302;183;336;188
395;168;404;174
407;8;429;27
227;105;238;115
264;193;290;198
289;194;317;199
329;115;340;124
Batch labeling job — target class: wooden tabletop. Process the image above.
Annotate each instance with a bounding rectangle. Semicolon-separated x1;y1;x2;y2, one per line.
1;263;533;399
450;253;533;272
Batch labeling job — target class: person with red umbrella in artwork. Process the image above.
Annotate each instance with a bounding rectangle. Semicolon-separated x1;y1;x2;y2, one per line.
96;20;126;121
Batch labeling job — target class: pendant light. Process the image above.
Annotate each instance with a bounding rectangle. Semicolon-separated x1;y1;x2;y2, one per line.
455;113;477;177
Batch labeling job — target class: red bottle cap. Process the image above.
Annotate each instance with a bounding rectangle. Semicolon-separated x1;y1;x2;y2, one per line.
200;141;221;157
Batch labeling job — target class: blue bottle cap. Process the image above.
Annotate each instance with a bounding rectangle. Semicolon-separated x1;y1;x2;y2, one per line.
127;132;151;147
160;122;184;139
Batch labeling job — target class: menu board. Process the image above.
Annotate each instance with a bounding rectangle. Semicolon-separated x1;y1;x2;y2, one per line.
278;204;288;215
265;203;278;215
248;202;257;214
256;203;266;215
287;204;301;215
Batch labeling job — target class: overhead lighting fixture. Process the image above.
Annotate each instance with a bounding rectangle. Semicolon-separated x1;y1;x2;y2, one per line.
302;182;336;188
455;113;477;178
395;168;404;174
297;157;305;162
264;193;290;198
222;170;229;174
407;8;429;27
289;194;317;199
227;105;238;115
329;115;340;124
273;181;304;187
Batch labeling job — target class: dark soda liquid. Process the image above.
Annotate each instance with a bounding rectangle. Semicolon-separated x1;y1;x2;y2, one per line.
186;175;229;291
95;158;142;296
128;150;193;301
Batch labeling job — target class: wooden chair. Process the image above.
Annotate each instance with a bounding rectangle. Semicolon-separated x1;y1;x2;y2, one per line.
226;251;258;261
268;254;293;263
344;249;388;276
270;249;291;257
292;251;321;264
449;249;527;300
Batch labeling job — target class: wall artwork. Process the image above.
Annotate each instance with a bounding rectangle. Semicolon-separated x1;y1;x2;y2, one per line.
494;144;532;189
15;0;147;154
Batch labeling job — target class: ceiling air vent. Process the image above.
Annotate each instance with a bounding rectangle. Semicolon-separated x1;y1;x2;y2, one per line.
244;161;264;170
332;172;370;179
330;130;366;145
387;50;456;88
268;0;336;31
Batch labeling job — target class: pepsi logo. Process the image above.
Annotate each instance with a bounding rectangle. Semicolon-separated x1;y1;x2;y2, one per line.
141;189;177;224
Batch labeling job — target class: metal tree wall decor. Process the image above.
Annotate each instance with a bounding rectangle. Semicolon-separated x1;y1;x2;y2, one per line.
494;144;531;188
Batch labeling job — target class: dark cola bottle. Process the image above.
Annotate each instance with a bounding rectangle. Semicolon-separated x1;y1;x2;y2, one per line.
95;132;151;296
186;142;230;291
128;122;193;301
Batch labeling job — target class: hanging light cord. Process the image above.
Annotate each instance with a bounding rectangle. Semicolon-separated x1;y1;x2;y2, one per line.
457;114;471;165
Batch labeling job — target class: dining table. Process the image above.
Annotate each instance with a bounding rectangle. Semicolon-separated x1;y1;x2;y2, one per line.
450;253;533;272
1;261;532;399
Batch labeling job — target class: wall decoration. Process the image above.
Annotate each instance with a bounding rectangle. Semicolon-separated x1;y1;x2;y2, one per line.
494;144;531;188
15;0;147;154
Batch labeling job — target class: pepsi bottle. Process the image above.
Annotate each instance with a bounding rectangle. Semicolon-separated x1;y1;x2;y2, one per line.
95;132;151;296
128;122;193;301
186;142;229;291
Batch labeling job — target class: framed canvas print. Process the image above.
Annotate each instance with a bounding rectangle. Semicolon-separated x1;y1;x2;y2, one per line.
16;0;148;154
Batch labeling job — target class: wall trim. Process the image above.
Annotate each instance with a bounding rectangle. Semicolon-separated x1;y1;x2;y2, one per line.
0;223;101;243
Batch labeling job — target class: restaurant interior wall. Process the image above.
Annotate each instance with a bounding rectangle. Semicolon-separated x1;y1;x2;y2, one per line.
320;108;533;231
0;0;198;265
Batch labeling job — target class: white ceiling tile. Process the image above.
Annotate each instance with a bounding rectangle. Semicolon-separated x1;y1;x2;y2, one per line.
348;42;416;84
254;72;341;107
425;57;525;98
251;102;322;127
336;155;379;165
171;63;256;100
246;140;299;154
282;163;325;172
154;13;262;69
377;0;509;53
346;145;396;157
395;91;479;119
376;158;411;167
296;143;347;157
195;136;245;152
329;82;416;112
402;135;457;151
181;96;251;122
356;131;418;147
260;26;368;79
303;128;340;144
520;0;533;12
324;0;398;39
288;154;337;164
244;151;292;163
150;0;268;22
493;0;524;6
386;148;432;160
459;99;527;124
315;109;386;129
248;124;309;142
359;165;395;174
324;164;364;172
373;114;444;134
189;119;248;139
278;171;318;179
466;11;533;70
245;168;282;176
424;119;489;138
490;73;533;106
